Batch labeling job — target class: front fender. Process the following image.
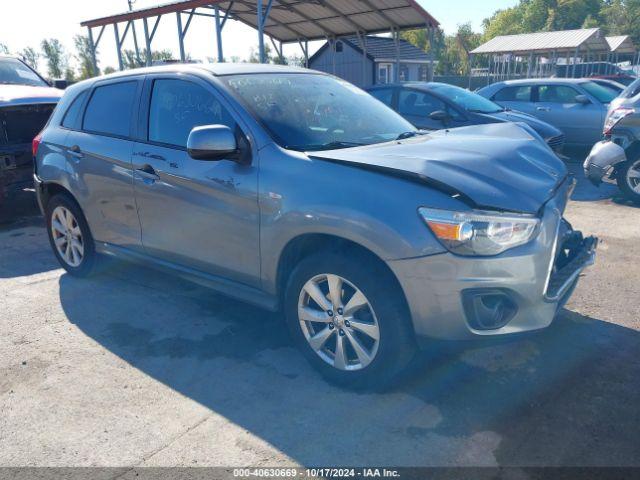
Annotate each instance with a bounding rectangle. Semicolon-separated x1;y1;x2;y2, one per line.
584;141;627;184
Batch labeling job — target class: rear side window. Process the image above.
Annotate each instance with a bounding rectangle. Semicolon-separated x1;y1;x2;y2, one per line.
148;79;236;148
369;88;394;106
83;81;138;137
61;90;88;129
493;86;532;102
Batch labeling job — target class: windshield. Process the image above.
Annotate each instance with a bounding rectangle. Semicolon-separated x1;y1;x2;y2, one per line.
0;57;48;87
429;83;503;113
221;73;415;151
580;81;618;104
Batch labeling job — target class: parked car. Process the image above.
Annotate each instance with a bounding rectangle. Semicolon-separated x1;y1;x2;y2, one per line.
584;77;640;203
554;62;637;85
478;78;618;148
33;64;597;388
588;78;626;95
0;55;62;200
367;82;565;154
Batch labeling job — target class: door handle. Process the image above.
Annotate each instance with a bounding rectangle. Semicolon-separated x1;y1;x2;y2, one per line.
536;106;551;112
135;164;160;183
67;145;84;159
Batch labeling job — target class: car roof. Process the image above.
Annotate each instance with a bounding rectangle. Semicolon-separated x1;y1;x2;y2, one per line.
367;81;462;91
497;78;592;86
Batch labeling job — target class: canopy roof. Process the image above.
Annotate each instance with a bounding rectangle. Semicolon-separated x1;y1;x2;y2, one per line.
606;35;636;54
471;28;610;55
81;0;439;43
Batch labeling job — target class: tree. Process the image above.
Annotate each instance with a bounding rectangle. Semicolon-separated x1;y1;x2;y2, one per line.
103;66;117;75
41;38;66;78
0;43;9;54
73;34;98;79
20;47;40;69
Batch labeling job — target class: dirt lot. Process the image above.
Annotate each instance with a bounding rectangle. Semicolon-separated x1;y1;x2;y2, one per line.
1;164;639;469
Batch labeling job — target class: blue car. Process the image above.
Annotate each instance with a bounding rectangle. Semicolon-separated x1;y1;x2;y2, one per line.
477;78;619;148
367;82;565;154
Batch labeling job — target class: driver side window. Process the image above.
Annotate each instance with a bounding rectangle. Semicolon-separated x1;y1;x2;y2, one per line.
148;79;236;148
398;90;445;117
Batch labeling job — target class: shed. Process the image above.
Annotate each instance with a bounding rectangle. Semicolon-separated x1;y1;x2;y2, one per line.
308;35;433;88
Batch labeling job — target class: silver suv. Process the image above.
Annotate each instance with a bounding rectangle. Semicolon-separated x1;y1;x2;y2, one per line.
33;64;597;388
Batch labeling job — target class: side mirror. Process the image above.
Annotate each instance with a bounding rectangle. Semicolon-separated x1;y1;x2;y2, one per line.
429;110;450;122
187;125;238;161
52;79;68;90
575;94;591;105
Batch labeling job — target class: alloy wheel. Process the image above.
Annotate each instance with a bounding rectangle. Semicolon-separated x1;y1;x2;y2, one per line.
298;273;380;371
51;206;84;268
626;159;640;194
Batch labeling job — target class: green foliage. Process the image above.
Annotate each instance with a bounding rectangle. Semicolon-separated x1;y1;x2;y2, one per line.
20;47;39;69
73;35;98;79
41;38;66;79
103;66;117;75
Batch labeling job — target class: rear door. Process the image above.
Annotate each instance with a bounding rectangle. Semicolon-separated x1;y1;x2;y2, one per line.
63;78;143;248
533;84;602;146
491;84;535;115
131;74;260;287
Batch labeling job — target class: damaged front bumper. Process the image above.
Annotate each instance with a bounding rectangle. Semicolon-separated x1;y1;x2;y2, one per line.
584;140;626;185
388;180;598;341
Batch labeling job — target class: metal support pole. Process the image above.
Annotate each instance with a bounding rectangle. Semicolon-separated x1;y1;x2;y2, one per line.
428;26;435;82
527;52;533;77
572;47;579;77
143;17;152;66
393;29;400;83
176;12;186;61
87;27;98;76
215;6;224;62
467;53;473;89
114;23;123;71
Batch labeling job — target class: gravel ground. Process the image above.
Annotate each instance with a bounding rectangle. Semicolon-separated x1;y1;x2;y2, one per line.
0;163;639;469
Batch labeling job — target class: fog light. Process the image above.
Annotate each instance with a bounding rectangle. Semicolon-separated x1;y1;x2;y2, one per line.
462;289;518;330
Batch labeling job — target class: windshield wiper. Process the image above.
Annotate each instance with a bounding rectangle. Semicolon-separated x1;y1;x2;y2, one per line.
287;141;365;151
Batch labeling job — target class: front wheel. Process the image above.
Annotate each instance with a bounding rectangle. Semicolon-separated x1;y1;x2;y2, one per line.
284;252;416;390
617;158;640;203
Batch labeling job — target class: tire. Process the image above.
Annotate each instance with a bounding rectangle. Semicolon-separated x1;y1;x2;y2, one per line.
284;251;416;390
616;158;640;204
45;193;97;277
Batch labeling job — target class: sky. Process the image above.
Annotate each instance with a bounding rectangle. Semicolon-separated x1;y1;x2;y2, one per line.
0;0;519;74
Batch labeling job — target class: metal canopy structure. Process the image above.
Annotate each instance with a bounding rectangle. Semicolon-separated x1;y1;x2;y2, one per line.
80;0;439;74
468;28;639;86
470;28;608;55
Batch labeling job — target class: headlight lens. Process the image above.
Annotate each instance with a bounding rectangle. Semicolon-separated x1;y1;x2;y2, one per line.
418;207;540;256
604;107;635;135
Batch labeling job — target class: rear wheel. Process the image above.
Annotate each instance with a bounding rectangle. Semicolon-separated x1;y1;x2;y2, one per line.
46;194;97;277
617;158;640;203
284;252;416;390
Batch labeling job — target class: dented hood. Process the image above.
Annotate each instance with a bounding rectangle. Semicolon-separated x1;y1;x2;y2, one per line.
310;123;568;214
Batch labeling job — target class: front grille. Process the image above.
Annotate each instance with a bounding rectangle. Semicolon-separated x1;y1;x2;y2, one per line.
546;134;565;153
0;104;56;145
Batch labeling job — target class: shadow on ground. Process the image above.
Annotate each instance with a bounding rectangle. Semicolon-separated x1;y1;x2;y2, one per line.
56;260;640;466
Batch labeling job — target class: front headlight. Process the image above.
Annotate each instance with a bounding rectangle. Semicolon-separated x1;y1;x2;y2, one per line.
418;207;540;256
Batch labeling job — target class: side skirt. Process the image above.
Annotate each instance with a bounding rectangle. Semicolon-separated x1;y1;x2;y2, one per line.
95;242;279;312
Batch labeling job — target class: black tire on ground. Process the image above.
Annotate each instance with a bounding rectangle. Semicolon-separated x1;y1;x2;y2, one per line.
45;193;97;277
617;159;640;204
284;251;416;390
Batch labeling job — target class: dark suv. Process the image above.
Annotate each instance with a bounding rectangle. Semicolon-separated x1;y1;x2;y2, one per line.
33;64;597;388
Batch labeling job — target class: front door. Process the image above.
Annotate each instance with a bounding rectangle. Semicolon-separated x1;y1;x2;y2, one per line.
132;76;260;287
533;84;603;146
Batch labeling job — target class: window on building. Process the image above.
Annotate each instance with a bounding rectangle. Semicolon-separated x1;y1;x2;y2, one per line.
399;64;409;82
335;41;343;53
377;64;393;84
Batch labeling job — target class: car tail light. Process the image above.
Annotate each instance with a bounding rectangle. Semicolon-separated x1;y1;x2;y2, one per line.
604;107;635;135
32;131;43;157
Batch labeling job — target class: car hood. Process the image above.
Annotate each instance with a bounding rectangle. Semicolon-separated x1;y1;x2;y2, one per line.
310;123;567;214
477;110;562;138
0;84;63;107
